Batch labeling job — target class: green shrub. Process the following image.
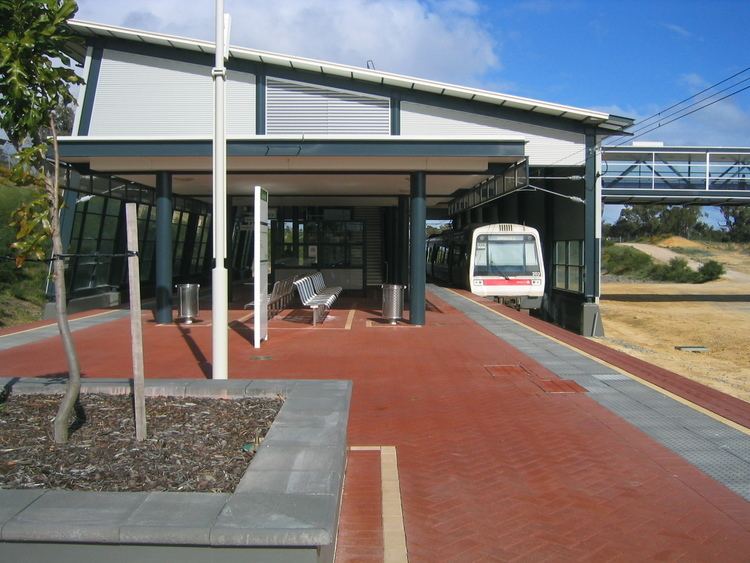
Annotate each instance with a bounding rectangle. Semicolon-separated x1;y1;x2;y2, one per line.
602;245;654;278
649;257;699;283
697;260;724;282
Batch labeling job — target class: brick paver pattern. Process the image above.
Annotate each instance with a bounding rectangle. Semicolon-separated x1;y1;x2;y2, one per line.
1;290;749;561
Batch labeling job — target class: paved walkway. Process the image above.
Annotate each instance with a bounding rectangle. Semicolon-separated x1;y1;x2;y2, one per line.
1;289;749;560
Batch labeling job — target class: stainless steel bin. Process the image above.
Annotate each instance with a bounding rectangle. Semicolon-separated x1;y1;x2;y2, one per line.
381;284;405;324
176;283;200;323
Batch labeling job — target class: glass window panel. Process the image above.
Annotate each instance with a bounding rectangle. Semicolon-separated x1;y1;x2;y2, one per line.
79;238;98;253
321;245;346;267
283;221;294;243
141;241;154;264
98;238;115;253
349;246;363;267
305;222;319;243
91;175;110;195
105;198;121;216
567;267;581;292
93;261;111;287
347;222;363;243
101;215;119;239
473;234;538;276
323;208;351;221
569;241;582;266
82;214;102;239
324;222;346;244
555;265;567;289
555;241;567;264
72;264;95;290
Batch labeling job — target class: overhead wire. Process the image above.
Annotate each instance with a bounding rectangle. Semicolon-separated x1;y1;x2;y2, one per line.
544;66;750;166
611;83;750;147
617;65;750;137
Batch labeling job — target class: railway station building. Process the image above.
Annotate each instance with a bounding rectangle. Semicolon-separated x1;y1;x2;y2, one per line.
56;20;634;335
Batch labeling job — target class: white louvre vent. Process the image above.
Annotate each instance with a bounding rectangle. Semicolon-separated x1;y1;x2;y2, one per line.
266;78;390;135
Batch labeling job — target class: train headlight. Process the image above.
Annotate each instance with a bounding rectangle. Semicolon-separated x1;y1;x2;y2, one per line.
532;279;541;286
473;279;483;286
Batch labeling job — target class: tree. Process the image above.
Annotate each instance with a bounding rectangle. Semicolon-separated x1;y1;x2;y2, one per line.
0;0;83;443
609;204;710;240
610;204;665;239
720;206;750;242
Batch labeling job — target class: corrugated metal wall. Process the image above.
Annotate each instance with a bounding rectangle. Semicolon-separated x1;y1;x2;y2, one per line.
266;78;390;135
353;207;384;286
89;49;255;136
400;101;584;166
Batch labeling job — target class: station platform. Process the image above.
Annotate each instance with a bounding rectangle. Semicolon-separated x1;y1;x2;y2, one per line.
1;286;749;560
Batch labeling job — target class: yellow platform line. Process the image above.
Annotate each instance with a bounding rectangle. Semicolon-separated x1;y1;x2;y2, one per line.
348;446;408;562
444;288;750;436
236;312;253;323
345;309;356;330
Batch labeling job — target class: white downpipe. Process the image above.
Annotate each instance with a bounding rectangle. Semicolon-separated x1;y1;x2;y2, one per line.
211;0;228;380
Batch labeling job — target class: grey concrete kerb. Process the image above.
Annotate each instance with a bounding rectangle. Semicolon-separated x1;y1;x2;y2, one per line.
0;377;352;563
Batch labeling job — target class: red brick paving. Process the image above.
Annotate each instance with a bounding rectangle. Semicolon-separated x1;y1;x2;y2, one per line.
336;450;384;561
1;291;750;560
454;288;750;429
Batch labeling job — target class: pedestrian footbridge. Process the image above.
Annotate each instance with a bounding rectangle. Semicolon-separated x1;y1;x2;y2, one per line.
602;145;750;204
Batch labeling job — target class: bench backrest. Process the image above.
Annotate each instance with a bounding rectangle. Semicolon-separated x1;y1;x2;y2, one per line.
311;271;326;293
293;276;317;306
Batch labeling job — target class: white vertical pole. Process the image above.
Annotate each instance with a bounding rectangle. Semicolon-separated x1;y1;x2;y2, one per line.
211;0;228;379
705;151;711;190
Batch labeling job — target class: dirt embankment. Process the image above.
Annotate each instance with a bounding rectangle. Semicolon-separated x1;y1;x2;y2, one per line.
600;239;750;403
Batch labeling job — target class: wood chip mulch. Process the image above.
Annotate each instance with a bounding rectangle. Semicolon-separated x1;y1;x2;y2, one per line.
0;393;283;493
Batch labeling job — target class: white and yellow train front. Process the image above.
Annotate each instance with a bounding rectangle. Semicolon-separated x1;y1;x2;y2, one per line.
468;224;545;308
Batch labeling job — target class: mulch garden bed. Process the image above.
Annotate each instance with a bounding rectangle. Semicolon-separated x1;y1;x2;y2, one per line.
0;393;282;493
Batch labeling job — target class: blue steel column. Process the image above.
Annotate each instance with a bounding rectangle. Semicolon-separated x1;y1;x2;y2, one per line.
409;172;426;325
155;172;173;324
584;131;599;302
397;195;409;285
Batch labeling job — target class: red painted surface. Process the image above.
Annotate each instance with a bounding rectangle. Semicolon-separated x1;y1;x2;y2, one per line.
480;278;532;286
2;291;750;560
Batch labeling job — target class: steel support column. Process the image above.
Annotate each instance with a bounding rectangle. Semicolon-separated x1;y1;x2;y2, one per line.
155;171;173;324
409;172;426;325
584;131;599;302
397;195;409;285
583;130;604;336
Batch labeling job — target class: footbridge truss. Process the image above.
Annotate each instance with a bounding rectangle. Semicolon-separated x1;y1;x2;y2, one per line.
601;145;750;205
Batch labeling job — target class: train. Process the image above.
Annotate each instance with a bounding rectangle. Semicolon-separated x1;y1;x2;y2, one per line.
426;223;545;309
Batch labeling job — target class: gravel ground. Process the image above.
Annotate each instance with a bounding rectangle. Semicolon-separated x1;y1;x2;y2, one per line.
0;393;282;493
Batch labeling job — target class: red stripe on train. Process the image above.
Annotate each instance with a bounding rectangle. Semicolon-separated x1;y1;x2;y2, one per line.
481;279;533;286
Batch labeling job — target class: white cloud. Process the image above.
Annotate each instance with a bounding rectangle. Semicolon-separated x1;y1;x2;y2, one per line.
597;86;750;147
662;23;692;38
76;0;500;87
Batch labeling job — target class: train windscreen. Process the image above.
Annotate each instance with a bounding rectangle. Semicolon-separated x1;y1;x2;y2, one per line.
473;234;539;276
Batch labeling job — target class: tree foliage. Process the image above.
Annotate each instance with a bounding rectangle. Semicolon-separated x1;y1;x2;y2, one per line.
720;206;750;242
1;0;83;443
608;204;709;240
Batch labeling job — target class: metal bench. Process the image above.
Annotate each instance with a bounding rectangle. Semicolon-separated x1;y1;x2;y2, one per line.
293;274;339;326
311;271;342;298
244;275;297;320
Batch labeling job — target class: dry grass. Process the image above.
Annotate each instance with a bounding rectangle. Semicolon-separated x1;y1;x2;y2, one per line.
600;276;750;404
